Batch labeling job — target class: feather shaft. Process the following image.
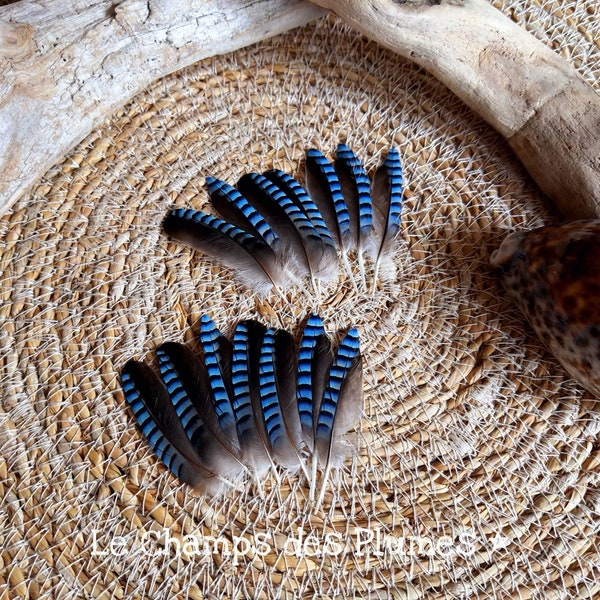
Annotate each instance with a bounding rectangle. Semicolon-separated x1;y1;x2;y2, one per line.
314;328;363;505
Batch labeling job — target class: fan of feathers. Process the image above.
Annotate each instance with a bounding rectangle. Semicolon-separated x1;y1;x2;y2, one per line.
121;144;403;504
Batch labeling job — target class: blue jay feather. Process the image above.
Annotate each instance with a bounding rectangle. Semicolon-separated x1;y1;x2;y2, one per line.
334;143;373;251
237;172;329;280
296;313;333;450
262;169;339;282
305;148;352;250
315;328;363;470
369;147;403;276
163;208;288;294
231;320;272;472
121;360;227;494
198;315;238;446
206;176;280;248
257;328;304;470
156;345;207;448
263;169;336;250
156;343;244;478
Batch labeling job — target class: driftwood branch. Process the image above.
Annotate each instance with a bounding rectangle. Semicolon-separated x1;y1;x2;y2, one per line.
2;0;599;220
307;0;600;219
0;0;326;216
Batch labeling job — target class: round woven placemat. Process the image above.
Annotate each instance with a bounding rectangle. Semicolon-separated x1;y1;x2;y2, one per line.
1;2;599;598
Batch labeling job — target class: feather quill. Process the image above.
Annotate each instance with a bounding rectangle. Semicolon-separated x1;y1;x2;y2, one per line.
314;327;363;505
162;208;288;295
257;328;306;473
296;314;333;451
230;319;273;474
156;343;245;478
369;147;403;282
121;360;230;494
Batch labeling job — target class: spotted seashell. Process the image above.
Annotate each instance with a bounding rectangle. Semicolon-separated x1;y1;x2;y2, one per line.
491;220;600;398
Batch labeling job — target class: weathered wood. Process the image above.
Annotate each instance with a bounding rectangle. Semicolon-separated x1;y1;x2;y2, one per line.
0;0;326;216
308;0;600;220
2;0;599;220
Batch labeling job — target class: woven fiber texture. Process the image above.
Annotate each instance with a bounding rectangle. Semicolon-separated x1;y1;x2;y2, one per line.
1;2;599;598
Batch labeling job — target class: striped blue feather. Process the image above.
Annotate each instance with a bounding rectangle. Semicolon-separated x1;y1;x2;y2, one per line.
231;321;256;441
383;148;403;236
335;143;373;243
120;360;224;490
297;314;326;436
315;327;362;443
258;329;286;449
230;320;273;472
163;207;286;294
263;169;336;249
121;369;184;478
369;147;404;282
199;315;236;436
246;173;321;244
305;148;351;248
169;207;259;246
206;176;279;247
156;348;204;447
256;328;304;470
238;171;339;282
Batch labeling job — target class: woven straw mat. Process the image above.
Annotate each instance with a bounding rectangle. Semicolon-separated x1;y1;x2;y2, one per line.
1;2;599;599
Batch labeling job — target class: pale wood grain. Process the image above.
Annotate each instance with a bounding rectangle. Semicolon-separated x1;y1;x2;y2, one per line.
308;0;600;219
0;0;326;216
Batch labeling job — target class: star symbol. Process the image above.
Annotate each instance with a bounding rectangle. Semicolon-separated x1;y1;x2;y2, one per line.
490;532;511;551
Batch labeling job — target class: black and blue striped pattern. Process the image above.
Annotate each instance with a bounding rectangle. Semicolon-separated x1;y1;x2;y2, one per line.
121;314;363;495
199;315;235;433
168;207;266;249
297;314;325;433
156;347;202;448
121;368;187;480
264;169;336;249
206;176;279;247
231;321;255;440
384;148;403;235
336;144;373;236
246;173;322;244
315;328;361;440
258;328;286;449
306;148;351;240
